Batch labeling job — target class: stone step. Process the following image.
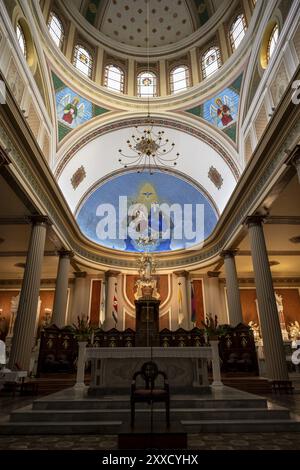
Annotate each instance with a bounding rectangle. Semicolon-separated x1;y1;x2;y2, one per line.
181;417;300;433
33;396;268;411
0;417;122;435
1;417;300;434
10;406;290;423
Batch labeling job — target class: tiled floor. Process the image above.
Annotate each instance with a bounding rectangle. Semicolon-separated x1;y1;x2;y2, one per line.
1;432;300;450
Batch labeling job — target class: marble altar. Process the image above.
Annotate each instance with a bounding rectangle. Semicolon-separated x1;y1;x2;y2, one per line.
85;344;222;395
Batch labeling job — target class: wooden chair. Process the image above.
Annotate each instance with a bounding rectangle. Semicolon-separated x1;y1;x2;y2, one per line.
131;361;170;428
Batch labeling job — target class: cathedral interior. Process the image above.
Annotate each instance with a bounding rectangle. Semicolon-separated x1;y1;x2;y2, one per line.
1;0;300;457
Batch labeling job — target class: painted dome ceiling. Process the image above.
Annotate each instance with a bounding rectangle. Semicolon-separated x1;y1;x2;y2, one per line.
75;0;220;47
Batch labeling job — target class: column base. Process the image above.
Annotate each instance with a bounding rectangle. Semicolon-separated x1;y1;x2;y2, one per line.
211;381;224;388
74;382;88;390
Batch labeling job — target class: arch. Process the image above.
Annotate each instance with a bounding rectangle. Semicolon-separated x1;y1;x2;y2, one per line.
201;46;221;79
229;14;247;51
137;71;157;97
267;24;279;63
47;11;65;49
16;22;26;58
14;16;37;74
73;44;93;78
260;21;280;69
104;64;125;93
170;65;190;94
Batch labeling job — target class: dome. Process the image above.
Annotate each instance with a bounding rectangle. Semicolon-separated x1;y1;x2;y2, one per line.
72;0;221;48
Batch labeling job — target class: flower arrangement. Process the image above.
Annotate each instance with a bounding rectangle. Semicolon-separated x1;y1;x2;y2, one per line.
71;315;93;342
201;314;229;339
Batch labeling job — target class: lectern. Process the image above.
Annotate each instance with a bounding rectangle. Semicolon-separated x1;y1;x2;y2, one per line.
135;298;160;346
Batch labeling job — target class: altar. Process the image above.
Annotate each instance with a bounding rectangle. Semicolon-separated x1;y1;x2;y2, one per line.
85;343;222;395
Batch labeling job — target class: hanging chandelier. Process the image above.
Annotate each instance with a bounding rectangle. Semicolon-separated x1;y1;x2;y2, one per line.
118;3;180;174
118;118;180;174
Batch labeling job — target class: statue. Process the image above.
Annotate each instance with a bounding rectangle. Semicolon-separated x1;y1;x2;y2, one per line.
134;252;160;300
275;292;289;341
248;321;261;343
288;321;300;347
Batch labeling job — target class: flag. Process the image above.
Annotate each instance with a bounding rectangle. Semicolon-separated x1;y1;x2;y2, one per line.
178;282;184;325
112;283;118;325
191;282;196;325
99;282;106;326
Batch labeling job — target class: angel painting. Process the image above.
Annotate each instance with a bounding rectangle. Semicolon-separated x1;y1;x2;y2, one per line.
57;95;85;128
210;96;234;128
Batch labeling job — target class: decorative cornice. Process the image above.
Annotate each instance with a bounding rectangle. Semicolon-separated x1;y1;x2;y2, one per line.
236;250;300;256
0;217;28;225
237;277;300;285
266;216;300;225
0;251;57;257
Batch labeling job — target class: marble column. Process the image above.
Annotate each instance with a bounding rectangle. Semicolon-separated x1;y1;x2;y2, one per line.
246;216;289;381
52;250;73;328
221;251;243;326
206;271;224;322
9;216;49;371
175;271;189;330
104;271;120;330
293;153;300;183
74;341;87;389
71;272;88;324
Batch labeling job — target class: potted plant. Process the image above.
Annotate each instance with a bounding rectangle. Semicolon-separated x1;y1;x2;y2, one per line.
71;315;93;342
201;314;229;341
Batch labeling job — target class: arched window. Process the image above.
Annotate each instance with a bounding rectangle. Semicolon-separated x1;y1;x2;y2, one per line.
104;64;125;93
137;71;157;97
73;44;93;78
267;24;279;63
170;65;189;94
229;14;247;51
201;47;221;79
16;23;26;58
48;12;64;49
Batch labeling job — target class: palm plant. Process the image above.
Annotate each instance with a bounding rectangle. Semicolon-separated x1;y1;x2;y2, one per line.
71;315;93;341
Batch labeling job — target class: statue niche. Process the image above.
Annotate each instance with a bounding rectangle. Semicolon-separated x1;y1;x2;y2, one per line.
134;252;160;346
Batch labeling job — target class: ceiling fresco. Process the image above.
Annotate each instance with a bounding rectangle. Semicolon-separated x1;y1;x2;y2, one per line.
76;171;218;252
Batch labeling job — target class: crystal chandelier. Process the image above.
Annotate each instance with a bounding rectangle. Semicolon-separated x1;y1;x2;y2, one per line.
118;118;180;174
118;2;180;174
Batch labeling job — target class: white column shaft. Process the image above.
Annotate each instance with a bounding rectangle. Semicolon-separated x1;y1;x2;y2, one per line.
248;221;288;380
223;254;243;326
9;220;47;371
52;254;71;328
104;275;118;330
